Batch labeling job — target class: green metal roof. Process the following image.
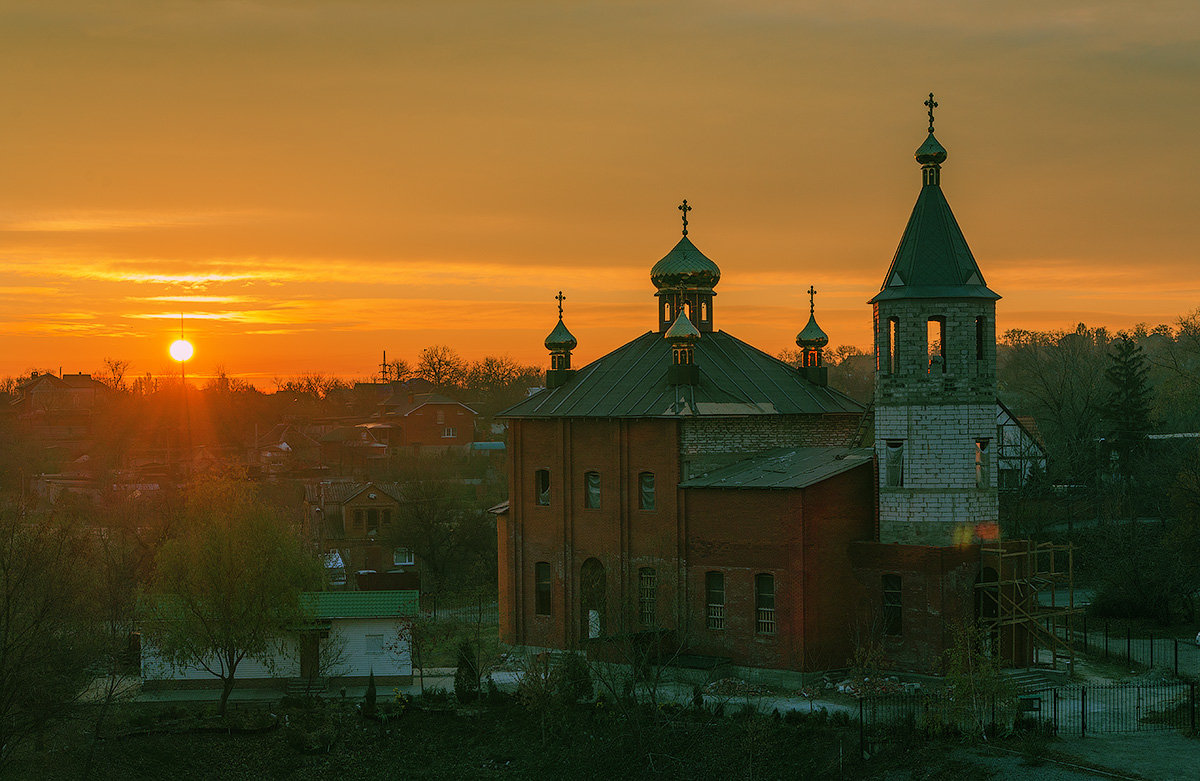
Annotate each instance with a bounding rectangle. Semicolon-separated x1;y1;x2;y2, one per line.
300;591;419;619
870;147;999;304
796;313;829;347
544;318;577;350
680;446;873;489
500;330;863;419
664;310;701;341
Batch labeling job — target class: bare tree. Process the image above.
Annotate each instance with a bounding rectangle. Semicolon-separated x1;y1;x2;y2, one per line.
415;345;466;390
100;357;132;392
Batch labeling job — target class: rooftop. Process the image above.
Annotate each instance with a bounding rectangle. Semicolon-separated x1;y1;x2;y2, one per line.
680;446;874;489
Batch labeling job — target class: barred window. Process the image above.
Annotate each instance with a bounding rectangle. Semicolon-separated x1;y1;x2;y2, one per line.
883;574;902;636
755;573;776;635
535;562;551;616
705;571;725;630
584;471;601;509
638;567;657;626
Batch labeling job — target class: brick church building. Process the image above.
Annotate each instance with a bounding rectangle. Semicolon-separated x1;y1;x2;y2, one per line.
497;105;1027;674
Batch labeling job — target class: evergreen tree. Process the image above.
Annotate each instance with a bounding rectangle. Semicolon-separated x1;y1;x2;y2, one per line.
1102;336;1154;482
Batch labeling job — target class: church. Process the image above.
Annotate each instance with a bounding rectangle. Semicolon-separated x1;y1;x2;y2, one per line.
497;100;1038;675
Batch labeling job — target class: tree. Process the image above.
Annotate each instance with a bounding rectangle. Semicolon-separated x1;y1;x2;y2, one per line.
99;357;131;392
143;475;322;714
0;503;101;771
391;469;495;592
415;345;466;391
1102;335;1154;482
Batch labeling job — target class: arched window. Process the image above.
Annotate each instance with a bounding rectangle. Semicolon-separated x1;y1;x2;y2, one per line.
927;316;946;373
975;316;986;362
584;471;601;509
885;441;904;487
535;469;550;506
700;301;708;322
755;573;775;634
705;571;725;630
535;562;552;616
887;317;899;374
638;472;656;510
975;439;990;488
580;558;605;640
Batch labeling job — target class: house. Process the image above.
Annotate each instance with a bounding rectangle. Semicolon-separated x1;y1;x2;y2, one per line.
498;104;1053;676
305;480;421;589
379;392;477;451
10;372;107;457
141;590;419;689
996;401;1049;491
253;423;321;475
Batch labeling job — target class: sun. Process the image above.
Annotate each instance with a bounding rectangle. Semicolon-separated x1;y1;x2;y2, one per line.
169;339;194;362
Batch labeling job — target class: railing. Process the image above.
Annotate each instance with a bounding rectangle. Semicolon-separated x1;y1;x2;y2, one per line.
1065;619;1200;679
706;604;725;630
755;608;776;635
861;682;1197;755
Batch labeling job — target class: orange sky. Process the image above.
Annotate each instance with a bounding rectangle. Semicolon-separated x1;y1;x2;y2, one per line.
1;1;1198;383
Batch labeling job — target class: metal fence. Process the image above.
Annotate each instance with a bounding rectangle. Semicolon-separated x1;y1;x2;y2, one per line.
421;591;499;624
861;682;1197;754
1068;620;1200;679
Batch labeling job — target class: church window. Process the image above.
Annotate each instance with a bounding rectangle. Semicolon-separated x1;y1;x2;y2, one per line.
882;574;903;636
535;469;550;506
663;300;671;323
584;471;601;509
887;317;899;374
638;567;657;626
927;316;946;373
580;558;605;640
705;571;725;630
755;573;776;635
638;472;656;510
975;439;990;488
975;316;986;362
700;301;708;322
535;562;552;616
885;441;904;487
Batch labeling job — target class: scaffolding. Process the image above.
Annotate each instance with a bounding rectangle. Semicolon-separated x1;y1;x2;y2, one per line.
976;538;1079;671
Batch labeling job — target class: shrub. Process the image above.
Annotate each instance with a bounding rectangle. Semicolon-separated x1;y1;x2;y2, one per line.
363;671;377;718
553;652;593;704
454;640;480;703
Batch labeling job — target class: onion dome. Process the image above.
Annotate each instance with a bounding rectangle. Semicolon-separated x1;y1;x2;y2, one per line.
915;133;947;166
796;314;829;349
664;308;701;341
651;236;721;291
545;317;577;351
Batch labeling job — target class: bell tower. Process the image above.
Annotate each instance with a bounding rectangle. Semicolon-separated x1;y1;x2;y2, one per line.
870;95;1000;546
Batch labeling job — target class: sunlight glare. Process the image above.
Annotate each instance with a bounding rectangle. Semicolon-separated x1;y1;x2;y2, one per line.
170;339;194;362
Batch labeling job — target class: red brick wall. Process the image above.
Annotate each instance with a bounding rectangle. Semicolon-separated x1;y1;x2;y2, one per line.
404;403;474;447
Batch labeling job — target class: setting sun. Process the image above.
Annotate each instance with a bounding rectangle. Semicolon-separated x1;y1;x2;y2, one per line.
169;339;194;363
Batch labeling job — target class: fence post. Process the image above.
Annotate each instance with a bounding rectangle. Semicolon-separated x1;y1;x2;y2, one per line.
1081;686;1087;739
1053;689;1059;735
859;697;865;758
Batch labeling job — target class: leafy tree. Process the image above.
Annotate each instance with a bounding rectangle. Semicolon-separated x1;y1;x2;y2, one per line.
415;345;467;391
391;467;496;592
0;503;102;771
143;475;322;713
942;621;1015;740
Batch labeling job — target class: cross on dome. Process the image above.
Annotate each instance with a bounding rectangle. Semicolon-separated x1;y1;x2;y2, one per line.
807;285;817;316
924;93;938;134
678;199;691;237
555;290;566;320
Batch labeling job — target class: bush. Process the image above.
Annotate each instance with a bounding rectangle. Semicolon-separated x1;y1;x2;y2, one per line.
363;671;377;718
553;652;593;704
454;640;480;703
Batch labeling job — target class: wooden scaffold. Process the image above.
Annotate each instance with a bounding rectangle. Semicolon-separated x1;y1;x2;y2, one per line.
976;538;1079;671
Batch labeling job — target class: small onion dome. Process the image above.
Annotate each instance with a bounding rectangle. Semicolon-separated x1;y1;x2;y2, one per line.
915;133;947;166
544;318;577;351
796;313;829;349
651;236;721;291
664;309;701;341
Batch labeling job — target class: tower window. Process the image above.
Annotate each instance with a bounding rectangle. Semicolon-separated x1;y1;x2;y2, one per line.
535;469;550;506
584;471;601;509
705;571;725;630
535;562;552;616
885;440;904;487
927;316;946;373
882;574;903;636
638;567;657;626
638;472;656;510
887;317;899;374
755;573;776;635
975;316;985;362
975;439;990;488
700;301;708;322
663;300;670;322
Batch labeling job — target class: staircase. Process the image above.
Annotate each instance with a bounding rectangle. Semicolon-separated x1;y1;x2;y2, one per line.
1004;668;1068;693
